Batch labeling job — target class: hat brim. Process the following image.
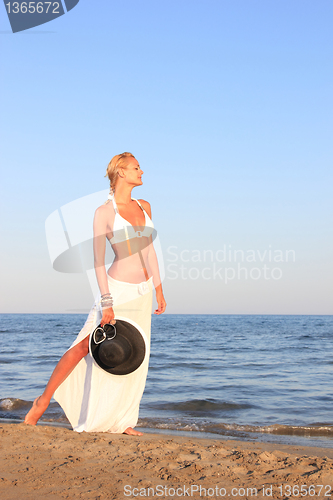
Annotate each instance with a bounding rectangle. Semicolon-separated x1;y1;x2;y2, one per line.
89;317;146;375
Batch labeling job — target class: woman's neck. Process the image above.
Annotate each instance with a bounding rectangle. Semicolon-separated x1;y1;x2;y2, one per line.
114;185;133;205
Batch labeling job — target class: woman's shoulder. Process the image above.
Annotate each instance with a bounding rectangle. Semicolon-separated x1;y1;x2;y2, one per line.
94;201;115;221
93;202;115;235
137;199;151;216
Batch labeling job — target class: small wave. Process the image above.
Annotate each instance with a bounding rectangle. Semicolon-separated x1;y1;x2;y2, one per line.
261;423;333;437
139;418;333;438
0;397;68;424
0;398;31;410
192;422;333;438
1;397;332;440
148;398;252;413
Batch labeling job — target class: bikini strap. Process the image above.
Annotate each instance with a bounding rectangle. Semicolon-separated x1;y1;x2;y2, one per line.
112;197;119;214
134;198;145;212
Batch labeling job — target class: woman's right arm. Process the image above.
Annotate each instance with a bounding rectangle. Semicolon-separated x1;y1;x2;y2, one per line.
93;206;115;326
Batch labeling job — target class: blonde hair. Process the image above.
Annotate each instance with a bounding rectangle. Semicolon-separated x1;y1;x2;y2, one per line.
105;152;135;191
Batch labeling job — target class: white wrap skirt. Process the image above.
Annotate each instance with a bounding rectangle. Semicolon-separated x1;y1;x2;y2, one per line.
54;275;153;433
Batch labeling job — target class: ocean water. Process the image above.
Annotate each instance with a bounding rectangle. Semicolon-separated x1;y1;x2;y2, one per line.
1;313;332;448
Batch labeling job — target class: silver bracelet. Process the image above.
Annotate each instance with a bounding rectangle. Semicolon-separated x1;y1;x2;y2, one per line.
101;293;113;309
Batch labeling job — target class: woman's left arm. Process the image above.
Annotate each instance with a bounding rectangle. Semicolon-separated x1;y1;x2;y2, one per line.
148;245;166;315
140;200;166;315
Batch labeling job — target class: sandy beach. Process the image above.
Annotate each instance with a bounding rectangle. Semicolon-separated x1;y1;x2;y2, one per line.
0;424;332;499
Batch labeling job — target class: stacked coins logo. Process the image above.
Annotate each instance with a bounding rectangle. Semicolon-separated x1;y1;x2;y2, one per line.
44;190;165;299
3;0;80;33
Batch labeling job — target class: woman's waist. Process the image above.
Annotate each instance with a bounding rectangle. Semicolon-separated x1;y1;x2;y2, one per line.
107;265;152;287
107;274;153;287
111;247;150;261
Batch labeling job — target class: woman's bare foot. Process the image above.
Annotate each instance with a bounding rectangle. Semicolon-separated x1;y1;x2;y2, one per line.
123;427;143;436
24;396;49;425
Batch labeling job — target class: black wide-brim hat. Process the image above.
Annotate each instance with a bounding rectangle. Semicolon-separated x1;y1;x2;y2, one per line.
89;318;146;375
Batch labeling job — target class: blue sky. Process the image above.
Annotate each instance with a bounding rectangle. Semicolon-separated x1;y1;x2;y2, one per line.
1;0;332;314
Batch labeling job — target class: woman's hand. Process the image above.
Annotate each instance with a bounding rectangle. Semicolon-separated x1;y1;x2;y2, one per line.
154;291;166;315
101;307;115;327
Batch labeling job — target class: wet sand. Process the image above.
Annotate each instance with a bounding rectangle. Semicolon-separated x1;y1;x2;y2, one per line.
0;423;332;499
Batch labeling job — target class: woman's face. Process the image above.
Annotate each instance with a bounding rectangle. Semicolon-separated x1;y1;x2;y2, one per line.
121;158;143;186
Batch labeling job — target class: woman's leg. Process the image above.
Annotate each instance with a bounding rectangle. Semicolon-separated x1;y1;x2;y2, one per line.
24;335;90;425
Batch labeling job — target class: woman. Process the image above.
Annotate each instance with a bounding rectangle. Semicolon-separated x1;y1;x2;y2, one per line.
24;152;166;435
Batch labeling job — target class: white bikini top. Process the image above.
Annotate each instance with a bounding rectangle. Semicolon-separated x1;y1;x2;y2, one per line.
109;198;154;245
